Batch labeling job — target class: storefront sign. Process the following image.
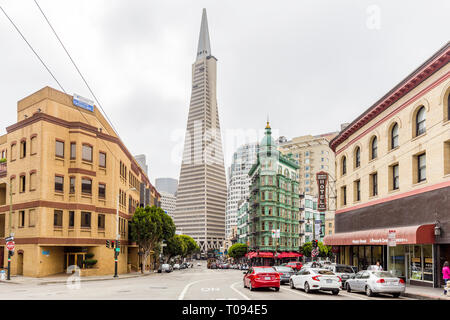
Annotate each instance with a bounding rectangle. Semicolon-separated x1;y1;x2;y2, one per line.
73;94;94;112
316;172;328;212
388;230;396;247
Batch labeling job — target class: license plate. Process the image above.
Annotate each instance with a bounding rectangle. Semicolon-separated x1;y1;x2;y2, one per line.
265;277;271;280
326;279;332;283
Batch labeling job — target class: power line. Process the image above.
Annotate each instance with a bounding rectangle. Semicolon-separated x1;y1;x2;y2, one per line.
33;0;120;137
0;5;66;93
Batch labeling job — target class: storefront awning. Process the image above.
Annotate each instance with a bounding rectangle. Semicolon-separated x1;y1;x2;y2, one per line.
323;224;435;246
277;252;303;258
258;252;274;258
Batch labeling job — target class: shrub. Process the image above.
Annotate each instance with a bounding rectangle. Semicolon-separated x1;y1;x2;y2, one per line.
83;259;98;268
85;253;95;259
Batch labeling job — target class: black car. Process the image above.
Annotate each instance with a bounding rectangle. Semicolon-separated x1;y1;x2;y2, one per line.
272;266;296;284
324;264;356;286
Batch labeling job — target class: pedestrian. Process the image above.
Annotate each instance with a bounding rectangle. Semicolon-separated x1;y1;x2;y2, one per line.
374;260;383;271
442;261;450;295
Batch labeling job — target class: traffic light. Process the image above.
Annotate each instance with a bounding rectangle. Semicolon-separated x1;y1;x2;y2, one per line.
106;240;110;248
117;240;121;247
111;240;115;248
312;240;318;248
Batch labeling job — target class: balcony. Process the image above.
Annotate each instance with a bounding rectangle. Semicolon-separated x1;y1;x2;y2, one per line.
299;206;305;211
299;219;305;223
0;162;6;178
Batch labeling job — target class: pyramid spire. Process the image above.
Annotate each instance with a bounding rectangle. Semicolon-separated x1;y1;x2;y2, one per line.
197;8;211;59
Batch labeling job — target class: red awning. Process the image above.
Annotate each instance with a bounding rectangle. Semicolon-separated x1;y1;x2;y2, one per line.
323;224;435;246
277;252;303;258
246;252;258;259
258;252;274;258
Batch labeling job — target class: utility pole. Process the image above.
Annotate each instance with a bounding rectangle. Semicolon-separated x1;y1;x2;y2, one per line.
7;181;13;281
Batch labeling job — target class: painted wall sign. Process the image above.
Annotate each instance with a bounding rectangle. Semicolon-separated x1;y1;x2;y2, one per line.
316;171;328;212
73;94;94;112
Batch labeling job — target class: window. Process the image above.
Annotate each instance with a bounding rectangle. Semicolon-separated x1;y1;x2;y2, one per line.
342;156;347;176
69;177;75;193
418;153;426;182
98;183;106;199
82;178;92;194
20;140;26;158
81;212;91;228
98;214;105;229
29;209;35;227
70;142;76;159
371;136;378;160
30;136;37;155
19;210;25;227
355;147;361;168
55;176;64;192
30;171;37;190
55;140;64;158
445;141;450;175
11;143;16;161
447;92;450;121
99;152;106;168
416;106;426;136
391;123;399;149
10;177;16;195
393;164;399;190
370;173;378;196
341;186;347;206
354;180;361;202
19;175;26;193
54;210;63;227
69;211;75;228
82;144;93;162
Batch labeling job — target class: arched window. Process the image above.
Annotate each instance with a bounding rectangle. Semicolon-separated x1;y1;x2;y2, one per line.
342;156;347;176
416;106;426;136
447;92;450;121
391;123;399;149
371;136;378;160
355;147;361;168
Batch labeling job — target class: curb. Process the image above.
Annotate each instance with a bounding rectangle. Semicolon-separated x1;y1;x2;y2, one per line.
402;292;450;300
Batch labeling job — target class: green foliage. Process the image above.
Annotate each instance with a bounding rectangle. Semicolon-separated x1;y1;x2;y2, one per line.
179;234;199;257
165;235;185;260
228;243;248;259
0;158;6;163
301;241;332;257
85;253;95;259
83;259;97;268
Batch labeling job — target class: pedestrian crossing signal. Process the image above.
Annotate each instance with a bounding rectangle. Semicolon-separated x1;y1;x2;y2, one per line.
106;240;110;248
117;240;121;247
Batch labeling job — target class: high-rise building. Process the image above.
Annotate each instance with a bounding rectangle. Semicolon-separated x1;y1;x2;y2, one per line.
160;191;177;219
174;9;227;253
134;154;148;176
225;143;258;238
155;177;178;195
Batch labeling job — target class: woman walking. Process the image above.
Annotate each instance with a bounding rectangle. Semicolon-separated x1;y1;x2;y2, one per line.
442;261;450;295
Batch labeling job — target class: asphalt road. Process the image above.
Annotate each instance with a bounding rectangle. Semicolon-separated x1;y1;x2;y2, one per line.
0;261;415;300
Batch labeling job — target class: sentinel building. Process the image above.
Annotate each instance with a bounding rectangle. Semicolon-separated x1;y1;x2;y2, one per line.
174;9;227;252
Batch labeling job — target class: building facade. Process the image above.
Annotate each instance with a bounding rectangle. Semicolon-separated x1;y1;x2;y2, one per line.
174;9;227;253
247;122;300;258
0;87;159;277
299;194;324;244
155;177;178;196
225;143;258;238
324;43;450;288
159;191;176;219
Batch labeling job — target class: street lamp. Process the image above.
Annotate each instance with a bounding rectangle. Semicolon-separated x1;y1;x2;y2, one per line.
114;187;136;278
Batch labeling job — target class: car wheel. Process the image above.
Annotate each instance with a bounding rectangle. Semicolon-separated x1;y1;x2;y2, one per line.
274;287;280;292
332;290;339;295
304;282;311;293
392;293;400;298
346;283;352;293
289;279;295;289
249;282;254;291
365;286;374;297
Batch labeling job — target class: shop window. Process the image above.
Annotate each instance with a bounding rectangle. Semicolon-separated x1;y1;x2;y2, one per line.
82;144;93;162
55;176;64;192
55;140;64;158
81;211;91;228
70;142;76;159
81;178;92;194
54;210;63;227
69;211;75;228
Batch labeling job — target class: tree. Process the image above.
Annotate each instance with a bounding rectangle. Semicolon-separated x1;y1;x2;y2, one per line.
165;235;185;262
179;235;199;258
301;241;332;258
228;243;248;260
130;205;175;273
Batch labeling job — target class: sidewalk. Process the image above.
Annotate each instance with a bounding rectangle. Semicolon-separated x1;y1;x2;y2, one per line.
403;284;450;300
0;270;157;285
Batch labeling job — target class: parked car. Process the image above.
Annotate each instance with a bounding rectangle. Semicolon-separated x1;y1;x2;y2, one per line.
243;266;280;291
161;264;173;273
210;263;217;269
272;266;296;284
173;263;180;270
180;263;187;269
324;264;356;287
289;268;341;295
345;270;405;297
301;261;323;269
197;262;202;266
282;261;303;271
240;264;249;271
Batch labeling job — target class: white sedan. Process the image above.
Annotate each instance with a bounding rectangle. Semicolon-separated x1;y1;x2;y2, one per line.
289;268;341;295
345;270;405;297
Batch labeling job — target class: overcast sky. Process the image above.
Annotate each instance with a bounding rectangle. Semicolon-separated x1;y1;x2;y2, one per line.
0;0;449;184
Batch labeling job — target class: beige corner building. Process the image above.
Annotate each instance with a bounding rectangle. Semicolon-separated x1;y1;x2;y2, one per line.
0;87;159;277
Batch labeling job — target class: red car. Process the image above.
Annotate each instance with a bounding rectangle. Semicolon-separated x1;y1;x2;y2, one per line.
243;266;280;291
284;262;303;271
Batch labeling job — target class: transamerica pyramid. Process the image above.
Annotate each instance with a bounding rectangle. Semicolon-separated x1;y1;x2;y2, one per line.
174;9;227;253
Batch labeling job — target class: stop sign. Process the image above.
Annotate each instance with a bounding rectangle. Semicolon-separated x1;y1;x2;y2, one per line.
6;241;15;251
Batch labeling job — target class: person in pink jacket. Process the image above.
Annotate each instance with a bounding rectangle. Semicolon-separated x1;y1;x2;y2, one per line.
443;261;450;295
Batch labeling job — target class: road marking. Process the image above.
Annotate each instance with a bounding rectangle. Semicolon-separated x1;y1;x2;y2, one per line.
178;277;229;300
338;291;370;300
230;282;251;300
280;286;314;299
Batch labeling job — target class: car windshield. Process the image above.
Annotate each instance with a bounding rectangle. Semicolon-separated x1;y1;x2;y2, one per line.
254;267;276;273
316;270;335;275
274;267;293;272
336;266;354;273
373;271;395;278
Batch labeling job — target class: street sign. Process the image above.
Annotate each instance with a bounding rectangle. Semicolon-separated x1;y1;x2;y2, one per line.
115;248;120;252
73;94;94;112
6;241;15;251
5;236;14;242
161;243;167;247
388;230;396;247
